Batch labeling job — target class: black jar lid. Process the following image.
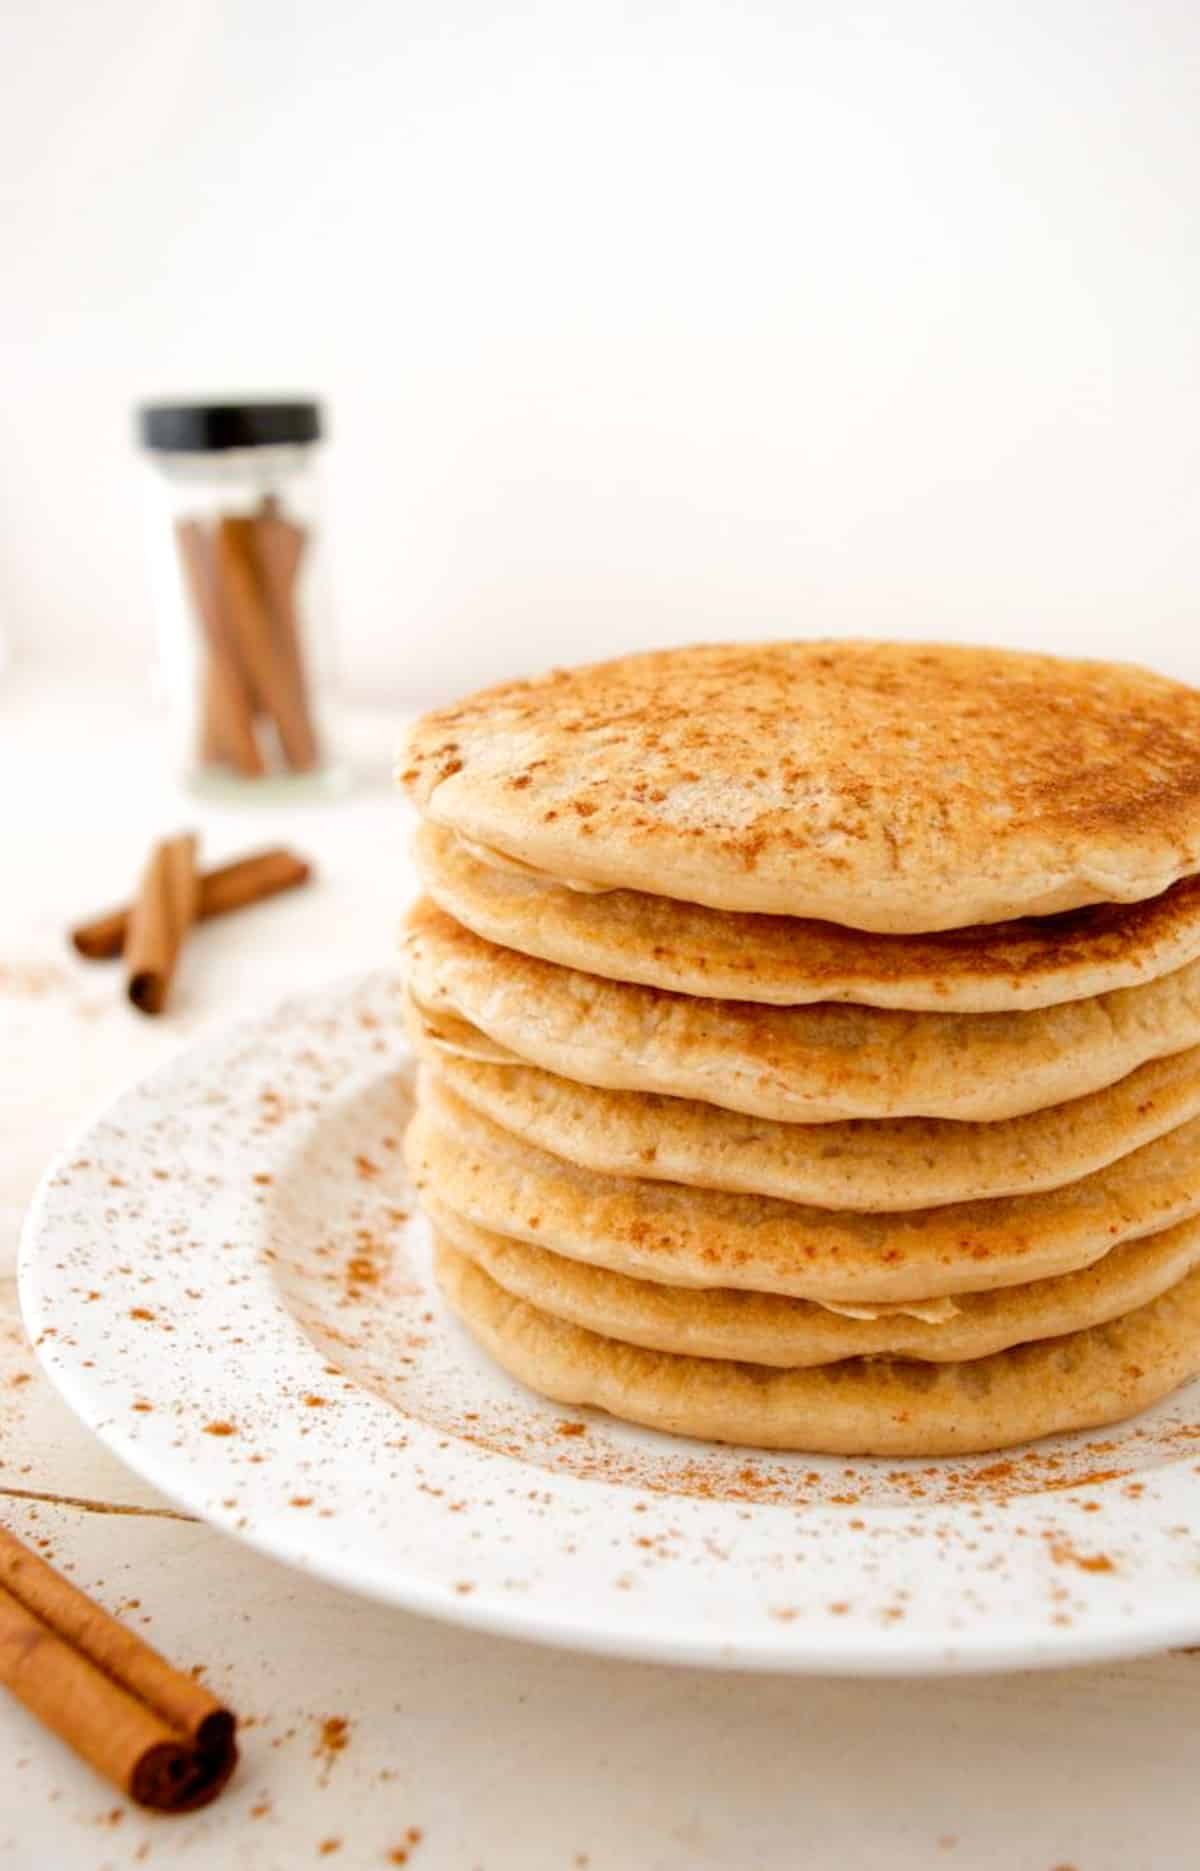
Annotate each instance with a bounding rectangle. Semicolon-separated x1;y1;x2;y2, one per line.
138;400;322;453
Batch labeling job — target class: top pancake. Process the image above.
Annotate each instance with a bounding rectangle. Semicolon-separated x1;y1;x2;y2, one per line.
398;641;1200;933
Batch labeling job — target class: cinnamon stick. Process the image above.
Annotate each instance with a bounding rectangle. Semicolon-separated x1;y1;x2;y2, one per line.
124;833;199;1015
199;654;236;769
252;497;321;771
175;519;266;778
217;517;319;773
0;1524;236;1811
72;848;312;961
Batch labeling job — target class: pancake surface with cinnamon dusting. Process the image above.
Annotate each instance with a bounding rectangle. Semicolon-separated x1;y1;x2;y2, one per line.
398;641;1200;933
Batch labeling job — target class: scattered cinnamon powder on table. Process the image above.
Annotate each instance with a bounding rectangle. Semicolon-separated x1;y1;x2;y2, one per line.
0;963;68;998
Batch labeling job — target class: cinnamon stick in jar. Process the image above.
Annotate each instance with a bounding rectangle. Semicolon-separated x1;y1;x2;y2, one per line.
251;495;321;770
215;515;321;773
0;1523;237;1811
125;832;199;1014
175;520;266;779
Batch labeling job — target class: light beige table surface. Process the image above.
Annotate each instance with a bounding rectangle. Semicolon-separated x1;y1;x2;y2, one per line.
3;667;1199;1871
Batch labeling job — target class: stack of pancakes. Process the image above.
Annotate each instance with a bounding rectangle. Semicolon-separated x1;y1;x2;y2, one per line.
397;641;1200;1456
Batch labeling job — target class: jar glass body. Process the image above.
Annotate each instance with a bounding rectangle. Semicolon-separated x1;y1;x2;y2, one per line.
144;442;342;798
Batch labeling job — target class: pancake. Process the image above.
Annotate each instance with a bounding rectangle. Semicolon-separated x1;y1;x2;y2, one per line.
407;1078;1200;1302
404;1010;1200;1212
432;1201;1200;1367
402;899;1200;1124
415;820;1200;1012
404;1001;1200;1211
436;1239;1200;1456
398;641;1200;933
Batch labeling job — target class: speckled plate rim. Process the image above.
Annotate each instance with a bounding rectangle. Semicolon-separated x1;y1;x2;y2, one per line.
18;972;1200;1676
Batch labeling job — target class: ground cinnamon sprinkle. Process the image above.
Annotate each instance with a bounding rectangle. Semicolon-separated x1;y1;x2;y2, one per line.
315;1716;350;1763
202;1420;237;1437
0;962;68;997
968;1460;1014;1486
1045;1537;1116;1574
431;1400;1160;1513
1040;1467;1125;1493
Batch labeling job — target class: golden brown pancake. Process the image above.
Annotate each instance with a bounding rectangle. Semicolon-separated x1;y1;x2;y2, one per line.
402;899;1200;1124
404;1001;1200;1210
407;1077;1200;1303
432;1200;1200;1367
414;819;1200;1011
398;641;1200;932
436;1239;1200;1456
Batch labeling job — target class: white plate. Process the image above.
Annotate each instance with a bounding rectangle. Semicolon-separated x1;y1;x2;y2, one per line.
20;973;1200;1674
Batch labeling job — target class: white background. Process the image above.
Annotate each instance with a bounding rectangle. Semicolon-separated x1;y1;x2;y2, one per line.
3;0;1200;703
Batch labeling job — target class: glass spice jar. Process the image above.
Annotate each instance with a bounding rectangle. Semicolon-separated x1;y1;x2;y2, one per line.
138;399;344;799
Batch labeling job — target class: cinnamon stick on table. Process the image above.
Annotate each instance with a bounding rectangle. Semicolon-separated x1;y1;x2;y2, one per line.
124;833;199;1015
71;848;312;962
0;1524;236;1811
